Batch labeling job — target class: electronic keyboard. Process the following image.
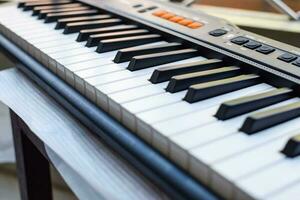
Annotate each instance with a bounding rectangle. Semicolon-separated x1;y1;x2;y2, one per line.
1;0;300;199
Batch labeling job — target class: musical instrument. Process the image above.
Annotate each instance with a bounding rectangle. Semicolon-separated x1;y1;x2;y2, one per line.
1;0;300;199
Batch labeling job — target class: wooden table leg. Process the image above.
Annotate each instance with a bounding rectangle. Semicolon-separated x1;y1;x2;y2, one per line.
10;110;53;200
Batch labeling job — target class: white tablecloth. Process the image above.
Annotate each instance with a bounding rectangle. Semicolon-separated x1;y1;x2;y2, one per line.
0;68;168;200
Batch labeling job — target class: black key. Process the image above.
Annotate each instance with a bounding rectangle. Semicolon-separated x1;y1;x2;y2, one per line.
147;6;158;10
96;34;162;53
216;88;293;120
133;4;143;8
77;25;137;42
32;3;83;15
38;6;90;19
282;134;300;158
23;0;72;11
55;14;111;29
150;59;224;84
86;29;149;47
127;49;198;71
166;66;241;93
184;74;260;103
63;18;122;34
240;101;300;135
114;42;182;63
45;10;99;23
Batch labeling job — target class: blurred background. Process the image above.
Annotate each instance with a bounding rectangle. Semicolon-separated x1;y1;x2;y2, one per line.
198;0;300;11
177;0;300;47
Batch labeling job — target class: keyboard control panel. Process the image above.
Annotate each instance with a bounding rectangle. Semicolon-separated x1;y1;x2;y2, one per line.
80;0;300;85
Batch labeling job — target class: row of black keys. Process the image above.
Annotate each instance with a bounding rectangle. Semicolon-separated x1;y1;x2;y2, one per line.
19;1;300;153
20;1;263;103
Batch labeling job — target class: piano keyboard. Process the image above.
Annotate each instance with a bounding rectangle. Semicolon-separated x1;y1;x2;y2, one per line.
1;0;300;199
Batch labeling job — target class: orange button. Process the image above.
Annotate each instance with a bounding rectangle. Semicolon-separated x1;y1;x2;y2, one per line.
152;10;168;17
178;19;194;26
161;13;176;19
169;16;185;22
187;22;204;29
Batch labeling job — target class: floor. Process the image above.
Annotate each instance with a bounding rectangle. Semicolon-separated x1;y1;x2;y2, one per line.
0;164;77;200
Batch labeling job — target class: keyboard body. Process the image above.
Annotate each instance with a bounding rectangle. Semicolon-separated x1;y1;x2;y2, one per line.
1;1;300;200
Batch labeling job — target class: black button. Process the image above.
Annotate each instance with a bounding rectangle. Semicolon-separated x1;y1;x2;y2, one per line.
231;36;249;45
133;4;143;8
209;29;228;37
256;45;275;54
278;53;297;63
138;9;147;13
147;6;158;10
292;58;300;67
243;41;261;50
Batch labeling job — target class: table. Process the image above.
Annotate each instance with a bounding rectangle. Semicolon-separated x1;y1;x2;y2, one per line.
11;110;52;200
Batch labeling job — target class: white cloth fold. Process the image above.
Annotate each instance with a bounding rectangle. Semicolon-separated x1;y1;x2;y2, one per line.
0;101;14;163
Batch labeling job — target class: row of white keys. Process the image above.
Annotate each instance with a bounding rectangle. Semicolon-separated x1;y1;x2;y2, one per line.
0;11;87;56
184;98;300;188
169;97;298;172
95;74;152;110
135;84;271;143
90;57;205;117
67;41;172;94
151;85;278;156
8;15;186;95
121;90;187;132
3;20;95;72
0;9;112;84
71;41;168;80
1;9;160;86
211;128;300;199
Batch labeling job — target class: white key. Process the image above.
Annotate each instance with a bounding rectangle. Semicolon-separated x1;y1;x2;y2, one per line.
108;83;168;120
95;75;150;110
44;42;86;54
236;156;300;200
268;180;300;200
211;129;300;199
76;62;128;78
57;50;106;65
57;51;117;82
136;84;271;143
121;91;186;131
49;46;96;60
